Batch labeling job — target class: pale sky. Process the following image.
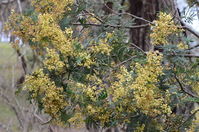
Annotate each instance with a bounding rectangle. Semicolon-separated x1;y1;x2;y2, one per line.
177;0;199;33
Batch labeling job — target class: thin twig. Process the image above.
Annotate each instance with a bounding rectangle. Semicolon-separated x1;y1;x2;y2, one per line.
33;112;52;125
17;0;22;14
182;22;199;39
15;48;27;74
41;118;53;125
178;109;199;130
187;43;199;50
129;43;146;54
103;3;153;24
71;23;149;29
174;73;198;98
114;56;136;68
82;10;104;23
168;53;199;58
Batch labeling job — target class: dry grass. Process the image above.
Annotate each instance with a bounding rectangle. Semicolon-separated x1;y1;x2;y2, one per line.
0;42;22;132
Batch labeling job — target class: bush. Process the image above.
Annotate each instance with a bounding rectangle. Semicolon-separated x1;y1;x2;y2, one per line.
5;0;199;131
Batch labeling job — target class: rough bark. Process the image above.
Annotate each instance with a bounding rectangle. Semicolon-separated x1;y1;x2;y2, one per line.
129;0;175;51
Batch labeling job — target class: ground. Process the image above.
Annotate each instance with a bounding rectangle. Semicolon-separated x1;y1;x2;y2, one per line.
0;42;21;132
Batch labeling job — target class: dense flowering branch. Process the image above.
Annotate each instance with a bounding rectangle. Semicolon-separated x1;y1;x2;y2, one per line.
5;0;199;131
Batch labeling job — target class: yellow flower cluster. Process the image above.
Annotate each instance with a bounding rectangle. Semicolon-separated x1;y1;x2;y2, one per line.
67;51;171;126
177;42;188;50
73;51;95;68
68;112;85;128
132;51;171;116
68;51;171;124
106;32;114;39
189;82;199;95
36;13;73;55
90;38;113;55
88;16;100;24
135;124;145;132
32;0;74;19
68;74;118;125
110;66;132;102
24;69;67;118
83;74;105;101
6;11;113;70
150;12;181;45
44;48;65;73
35;14;97;68
5;11;36;43
68;77;114;125
86;105;112;126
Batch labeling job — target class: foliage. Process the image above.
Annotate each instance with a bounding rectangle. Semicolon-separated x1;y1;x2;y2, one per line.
5;0;199;131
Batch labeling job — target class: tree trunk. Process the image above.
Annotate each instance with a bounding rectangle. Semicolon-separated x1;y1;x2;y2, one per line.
129;0;174;51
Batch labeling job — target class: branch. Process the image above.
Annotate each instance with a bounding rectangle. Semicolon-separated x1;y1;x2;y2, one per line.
167;53;199;58
174;73;198;98
187;43;199;50
114;56;136;68
15;48;27;74
130;43;146;54
41;118;53;125
33;113;52;125
17;0;22;14
178;109;199;130
71;23;149;29
103;3;153;24
82;10;104;24
180;19;199;39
